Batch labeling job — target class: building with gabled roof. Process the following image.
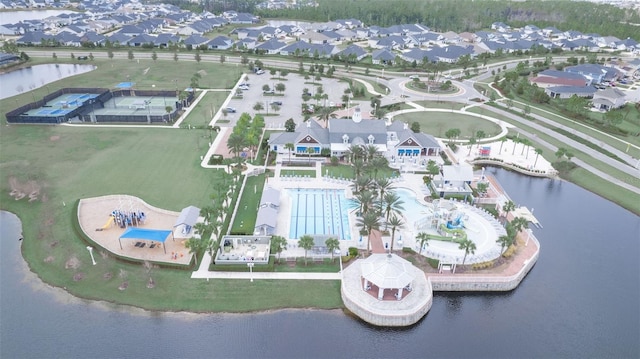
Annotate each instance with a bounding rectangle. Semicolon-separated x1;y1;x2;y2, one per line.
592;88;626;111
268;109;441;160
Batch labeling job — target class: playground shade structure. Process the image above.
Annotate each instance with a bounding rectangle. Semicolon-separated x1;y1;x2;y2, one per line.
119;228;173;253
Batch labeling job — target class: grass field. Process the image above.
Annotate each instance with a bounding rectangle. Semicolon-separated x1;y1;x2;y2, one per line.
230;174;266;234
180;90;232;127
394;111;502;138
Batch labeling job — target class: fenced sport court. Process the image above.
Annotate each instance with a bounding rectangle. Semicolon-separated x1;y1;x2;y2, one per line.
23;93;99;117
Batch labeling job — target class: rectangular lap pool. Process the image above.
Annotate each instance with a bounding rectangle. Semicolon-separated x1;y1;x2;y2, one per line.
288;188;351;241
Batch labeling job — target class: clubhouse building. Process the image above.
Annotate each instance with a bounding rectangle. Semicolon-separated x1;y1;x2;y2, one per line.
268;107;441;160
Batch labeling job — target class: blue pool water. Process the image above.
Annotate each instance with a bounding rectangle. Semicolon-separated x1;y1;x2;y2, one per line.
395;187;433;225
288;188;351;240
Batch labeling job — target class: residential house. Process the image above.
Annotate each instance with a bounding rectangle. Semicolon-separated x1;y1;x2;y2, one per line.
183;34;209;49
545;85;596;99
336;44;368;62
592;88;626;111
207;35;233;50
255;38;287;54
565;64;621;84
530;69;588;88
371;48;397;65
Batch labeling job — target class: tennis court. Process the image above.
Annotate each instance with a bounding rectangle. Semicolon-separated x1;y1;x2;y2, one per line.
23;92;99;117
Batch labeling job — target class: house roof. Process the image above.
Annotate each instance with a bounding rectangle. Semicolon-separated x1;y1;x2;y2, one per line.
261;187;280;207
594;88;626;100
546;85;596;95
255;206;278;228
372;48;397;61
328;118;387;145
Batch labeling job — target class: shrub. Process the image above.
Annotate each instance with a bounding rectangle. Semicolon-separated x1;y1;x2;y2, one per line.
502;245;517;258
426;257;439;269
209;154;223;165
348;247;358;257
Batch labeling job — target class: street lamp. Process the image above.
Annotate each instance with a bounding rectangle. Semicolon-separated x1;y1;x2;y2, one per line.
247;262;255;282
86;246;96;265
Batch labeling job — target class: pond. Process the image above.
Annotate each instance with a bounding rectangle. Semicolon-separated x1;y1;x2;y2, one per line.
0;63;96;100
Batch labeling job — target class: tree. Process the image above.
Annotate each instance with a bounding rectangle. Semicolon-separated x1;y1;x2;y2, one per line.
220;54;226;64
458;238;477;265
410;122;420;133
107;49;114;60
71;53;75;59
497;235;512;254
285;118;296;132
52;52;57;60
89;53;94;61
298;235;314;266
127;50;134;61
475;131;486;146
511;216;529;235
173;51;178;62
534;148;543;167
386;215;404;253
226;132;247;160
325;237;340;262
185;237;207;266
445;128;460;144
306;147;316;164
382;191;404;223
195;50;201;63
271;235;288;263
276;82;286;93
284;142;294;163
467;138;476;155
416;232;431;255
152;51;157;62
499;137;508;152
356;211;381;256
253;102;264;113
502;200;516;219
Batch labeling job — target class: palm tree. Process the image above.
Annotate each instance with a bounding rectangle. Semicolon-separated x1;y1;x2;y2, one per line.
226;132;247;161
284;142;294;164
317;106;336;126
520;138;531;156
185;237;206;266
416;232;431;255
270;235;288;263
306;147;316;164
365;144;378;163
387;215;405;253
346;144;365;163
375;177;394;205
502;200;516;220
357;211;381;256
534;148;543;167
298;235;314;266
496;235;512;254
467;138;476;155
352;190;376;216
458;238;477;265
368;156;389;179
325;237;340;262
351;176;373;195
383;191;405;222
475;130;486;147
512;137;520;155
352;158;365;178
510;216;529;235
499;137;508;152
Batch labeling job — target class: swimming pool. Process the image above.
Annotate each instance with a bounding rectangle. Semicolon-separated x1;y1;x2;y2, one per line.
288;188;351;240
395;188;433;228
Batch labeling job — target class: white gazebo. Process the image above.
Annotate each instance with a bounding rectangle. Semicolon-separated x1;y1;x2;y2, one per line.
361;253;416;300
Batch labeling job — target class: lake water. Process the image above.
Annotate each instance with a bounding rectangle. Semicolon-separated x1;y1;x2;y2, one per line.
0;10;74;25
0;63;96;100
1;169;639;358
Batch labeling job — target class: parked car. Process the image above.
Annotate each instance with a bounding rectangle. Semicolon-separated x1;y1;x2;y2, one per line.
263;89;274;94
270;101;283;106
77;56;88;60
255;69;265;75
225;107;236;113
239;85;249;91
409;75;420;79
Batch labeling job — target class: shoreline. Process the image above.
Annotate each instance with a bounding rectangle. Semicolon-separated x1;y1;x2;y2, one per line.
5;206;539;318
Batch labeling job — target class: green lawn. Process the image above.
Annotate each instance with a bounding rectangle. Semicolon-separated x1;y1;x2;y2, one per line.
182;90;231;127
394;111;502;138
230;174;266;234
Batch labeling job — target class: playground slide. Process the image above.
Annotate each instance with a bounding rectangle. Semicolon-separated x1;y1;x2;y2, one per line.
97;217;113;231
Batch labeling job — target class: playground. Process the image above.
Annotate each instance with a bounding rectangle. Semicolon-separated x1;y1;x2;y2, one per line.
77;195;192;266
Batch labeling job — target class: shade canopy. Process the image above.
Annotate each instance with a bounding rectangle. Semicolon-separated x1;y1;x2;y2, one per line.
361;253;416;289
120;228;172;242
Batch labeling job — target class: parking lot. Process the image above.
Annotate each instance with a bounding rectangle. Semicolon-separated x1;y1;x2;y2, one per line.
221;72;351;129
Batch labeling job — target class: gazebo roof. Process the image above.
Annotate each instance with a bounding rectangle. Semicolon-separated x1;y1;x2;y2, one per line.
361;253;416;289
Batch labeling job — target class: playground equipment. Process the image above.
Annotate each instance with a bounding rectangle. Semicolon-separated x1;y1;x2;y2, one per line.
111;209;146;228
96;216;115;231
446;213;464;229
